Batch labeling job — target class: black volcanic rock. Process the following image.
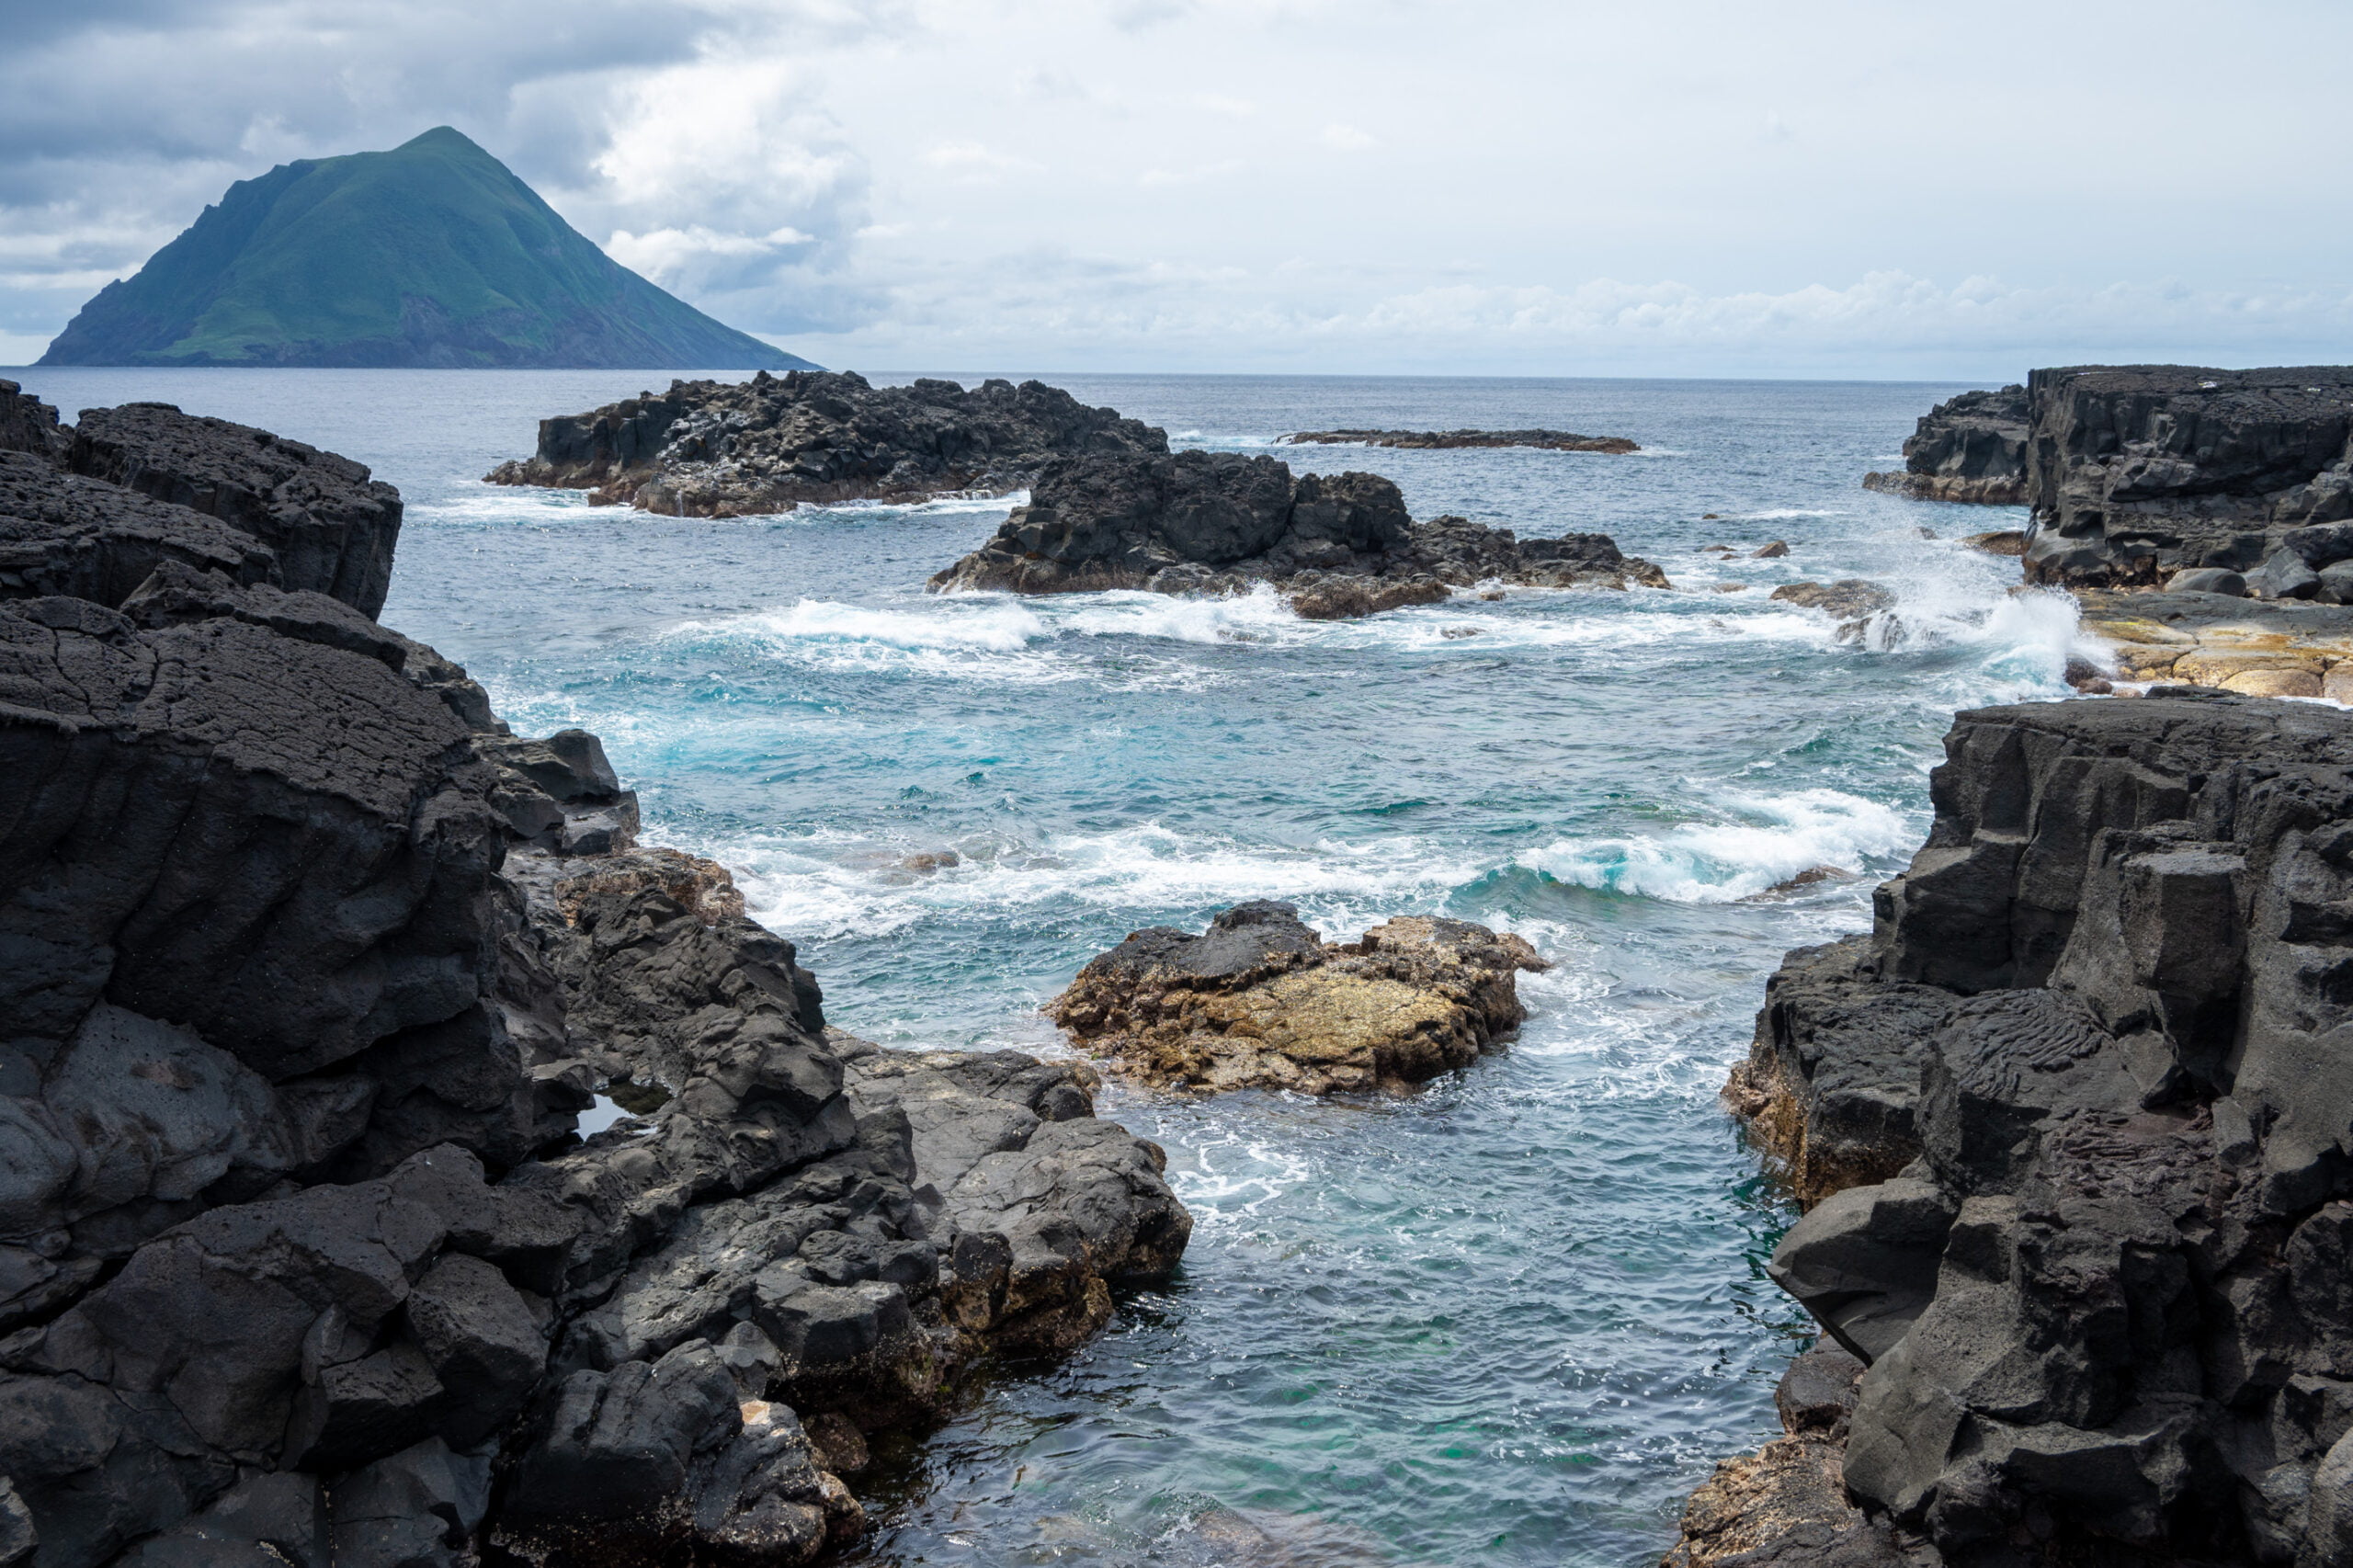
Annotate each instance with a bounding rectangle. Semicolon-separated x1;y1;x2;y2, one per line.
0;403;1191;1568
1707;691;2353;1565
0;382;67;460
67;403;404;618
1862;387;2029;505
486;369;1165;517
930;449;1668;617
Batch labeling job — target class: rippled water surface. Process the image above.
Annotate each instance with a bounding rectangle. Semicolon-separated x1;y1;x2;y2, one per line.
14;367;2087;1567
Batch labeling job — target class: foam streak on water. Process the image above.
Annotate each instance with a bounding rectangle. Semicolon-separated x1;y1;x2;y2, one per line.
6;367;2052;1567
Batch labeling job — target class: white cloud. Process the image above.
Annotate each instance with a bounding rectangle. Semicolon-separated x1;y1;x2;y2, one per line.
1319;122;1378;152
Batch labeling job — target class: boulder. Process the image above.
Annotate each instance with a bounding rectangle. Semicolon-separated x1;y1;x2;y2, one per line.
1047;901;1548;1094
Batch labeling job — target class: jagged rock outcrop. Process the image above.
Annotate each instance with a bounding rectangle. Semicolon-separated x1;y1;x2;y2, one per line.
928;449;1669;618
485;369;1165;517
1279;428;1640;454
1047;900;1547;1093
2012;365;2353;589
1863;387;2030;505
0;385;1190;1568
1708;691;2353;1566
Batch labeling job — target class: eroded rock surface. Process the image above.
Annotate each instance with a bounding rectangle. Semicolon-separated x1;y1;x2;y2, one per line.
0;390;1190;1568
484;369;1165;517
1863;386;2030;506
929;449;1668;618
1047;900;1547;1093
1709;692;2353;1565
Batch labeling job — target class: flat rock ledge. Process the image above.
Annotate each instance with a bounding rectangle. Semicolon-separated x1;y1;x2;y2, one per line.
929;449;1669;619
2074;587;2353;699
1046;901;1547;1094
1696;692;2353;1566
0;381;1191;1568
1279;427;1640;454
484;369;1164;517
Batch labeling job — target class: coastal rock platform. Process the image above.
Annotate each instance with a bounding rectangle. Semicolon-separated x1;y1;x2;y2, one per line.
1047;901;1547;1095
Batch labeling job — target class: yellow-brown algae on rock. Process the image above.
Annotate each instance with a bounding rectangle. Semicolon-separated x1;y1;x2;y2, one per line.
1046;900;1547;1094
2072;588;2353;697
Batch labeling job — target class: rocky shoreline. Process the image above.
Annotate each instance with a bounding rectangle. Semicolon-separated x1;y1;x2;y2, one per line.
0;382;1188;1568
1673;690;2353;1567
1279;427;1640;454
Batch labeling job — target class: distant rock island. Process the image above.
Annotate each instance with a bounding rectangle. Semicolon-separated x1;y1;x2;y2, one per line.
38;127;811;370
1279;428;1639;453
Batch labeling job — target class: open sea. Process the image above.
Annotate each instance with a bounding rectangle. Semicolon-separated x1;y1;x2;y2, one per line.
9;367;2089;1568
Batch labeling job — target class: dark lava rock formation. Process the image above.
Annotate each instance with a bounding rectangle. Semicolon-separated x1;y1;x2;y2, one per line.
1685;690;2353;1566
1863;387;2030;506
485;369;1164;517
927;449;1669;618
1279;428;1640;454
1047;901;1547;1094
1870;366;2353;590
0;382;1188;1568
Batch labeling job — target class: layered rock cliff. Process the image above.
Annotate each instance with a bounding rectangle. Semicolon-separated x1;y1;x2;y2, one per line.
0;382;1189;1568
1686;691;2353;1567
928;449;1669;617
1863;387;2030;505
485;369;1164;517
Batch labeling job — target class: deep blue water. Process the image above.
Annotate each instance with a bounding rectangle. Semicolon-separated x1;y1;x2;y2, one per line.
10;367;2085;1567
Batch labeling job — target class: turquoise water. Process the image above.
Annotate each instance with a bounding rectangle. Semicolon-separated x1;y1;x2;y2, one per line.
12;368;2086;1567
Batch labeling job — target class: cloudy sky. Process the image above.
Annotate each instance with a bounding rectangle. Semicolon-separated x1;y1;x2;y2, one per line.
4;0;2349;375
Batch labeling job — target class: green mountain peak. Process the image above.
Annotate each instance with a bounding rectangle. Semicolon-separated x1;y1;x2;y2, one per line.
40;128;816;369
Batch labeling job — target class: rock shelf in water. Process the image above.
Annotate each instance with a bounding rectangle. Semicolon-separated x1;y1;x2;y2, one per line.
485;369;1164;517
1047;901;1547;1094
1681;691;2353;1566
1279;427;1640;454
928;448;1669;618
0;380;1189;1568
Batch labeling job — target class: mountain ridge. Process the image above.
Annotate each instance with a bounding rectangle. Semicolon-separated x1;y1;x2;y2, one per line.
39;127;813;370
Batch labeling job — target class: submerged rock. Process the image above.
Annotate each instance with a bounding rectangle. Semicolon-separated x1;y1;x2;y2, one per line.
1768;579;1896;642
928;449;1668;618
1861;386;2029;506
485;369;1164;516
1701;692;2353;1564
1047;901;1547;1094
1279;427;1640;454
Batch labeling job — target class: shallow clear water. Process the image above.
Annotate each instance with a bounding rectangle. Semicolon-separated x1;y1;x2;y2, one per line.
12;366;2091;1567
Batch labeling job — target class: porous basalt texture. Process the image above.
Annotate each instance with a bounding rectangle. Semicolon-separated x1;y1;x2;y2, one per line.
1711;692;2353;1566
1280;427;1640;454
1862;387;2030;506
1047;900;1548;1093
484;369;1165;517
929;449;1668;618
0;403;1191;1568
2015;365;2353;589
67;403;404;618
